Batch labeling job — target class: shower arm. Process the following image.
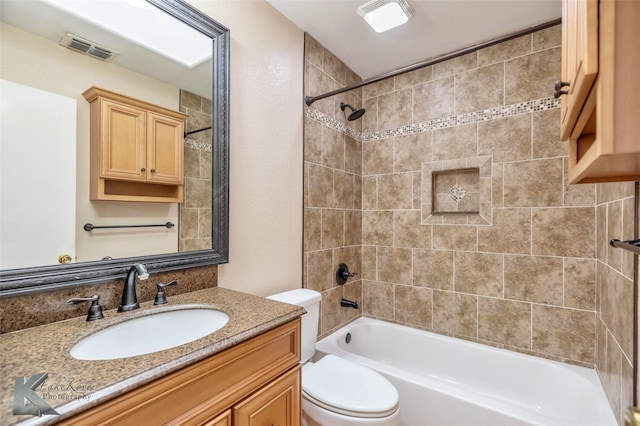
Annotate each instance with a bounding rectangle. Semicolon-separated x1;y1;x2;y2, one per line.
303;18;560;107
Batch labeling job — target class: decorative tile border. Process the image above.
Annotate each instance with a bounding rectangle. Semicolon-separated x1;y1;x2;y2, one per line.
185;138;212;152
306;97;559;142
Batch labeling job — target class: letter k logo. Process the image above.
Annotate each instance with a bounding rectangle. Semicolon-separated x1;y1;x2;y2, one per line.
13;373;59;417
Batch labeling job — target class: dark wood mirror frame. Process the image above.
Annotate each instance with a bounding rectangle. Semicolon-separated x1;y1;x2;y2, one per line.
0;0;229;297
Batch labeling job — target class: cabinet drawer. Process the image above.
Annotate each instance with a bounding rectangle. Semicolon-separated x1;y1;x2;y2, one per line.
60;319;300;426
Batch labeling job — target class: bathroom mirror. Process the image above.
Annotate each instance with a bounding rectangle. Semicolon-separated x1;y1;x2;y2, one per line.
0;0;229;296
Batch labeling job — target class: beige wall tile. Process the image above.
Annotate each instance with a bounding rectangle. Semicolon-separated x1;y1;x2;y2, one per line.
362;210;393;246
321;208;344;249
413;77;455;122
304;116;322;163
378;88;413;130
334;170;355;209
378;246;412;285
345;210;362;247
478;35;531;67
304;35;323;68
532;25;561;51
304;208;321;251
478;208;531;254
504;255;563;305
433;291;477;337
478;297;532;347
321;286;347;333
532;305;595;362
563;157;596;207
307;163;333;207
504;158;563;207
345;135;362;175
492;163;504;208
378;173;413;210
564;258;596;310
395;285;433;329
363;78;394;99
505;47;561;104
433;123;477;161
395;66;433;89
306;249;333;292
532;207;595;258
455;252;503;297
363;280;394;319
596;203;608;263
433;52;477;79
394;132;432;172
362;175;377;210
362;97;378;133
362;245;377;281
322;127;345;170
599;264;634;359
323;48;346;84
394;210;431;248
455;63;505;114
433;225;477;251
478;114;531;163
363;138;393;175
597;182;635;204
413;249;454;290
532;109;565;159
606;201;623;272
622;197;636;280
308;64;336;116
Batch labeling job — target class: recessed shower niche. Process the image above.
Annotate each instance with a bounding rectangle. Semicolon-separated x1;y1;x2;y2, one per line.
421;156;492;225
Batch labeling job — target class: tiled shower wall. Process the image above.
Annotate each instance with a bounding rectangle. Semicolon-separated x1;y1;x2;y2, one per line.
180;90;213;252
304;27;638;423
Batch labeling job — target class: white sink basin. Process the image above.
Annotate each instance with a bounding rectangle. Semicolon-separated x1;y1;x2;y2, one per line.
70;307;229;360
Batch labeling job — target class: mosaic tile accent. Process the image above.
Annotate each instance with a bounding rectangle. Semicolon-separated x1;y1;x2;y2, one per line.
449;184;467;203
306;97;559;142
185;138;212;152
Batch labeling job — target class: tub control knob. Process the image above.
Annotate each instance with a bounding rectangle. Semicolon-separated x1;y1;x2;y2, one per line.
336;263;358;285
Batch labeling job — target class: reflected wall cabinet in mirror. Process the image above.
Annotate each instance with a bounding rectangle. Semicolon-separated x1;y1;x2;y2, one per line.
84;86;187;202
0;0;229;296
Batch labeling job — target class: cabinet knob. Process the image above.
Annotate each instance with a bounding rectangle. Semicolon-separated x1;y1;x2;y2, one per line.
141;167;146;172
150;168;156;173
553;80;570;98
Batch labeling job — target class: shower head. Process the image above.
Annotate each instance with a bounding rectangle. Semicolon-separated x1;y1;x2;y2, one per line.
340;103;366;121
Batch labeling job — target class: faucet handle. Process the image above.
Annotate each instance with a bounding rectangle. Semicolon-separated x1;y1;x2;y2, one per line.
67;294;104;321
154;280;178;305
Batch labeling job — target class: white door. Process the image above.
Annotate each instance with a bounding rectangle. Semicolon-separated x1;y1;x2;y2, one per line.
0;80;77;269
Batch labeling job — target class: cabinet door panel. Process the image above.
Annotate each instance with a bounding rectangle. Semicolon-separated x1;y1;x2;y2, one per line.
202;409;232;426
100;99;146;180
147;112;184;185
559;0;598;140
234;367;301;426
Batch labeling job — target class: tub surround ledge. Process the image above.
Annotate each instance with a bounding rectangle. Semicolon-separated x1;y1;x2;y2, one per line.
0;287;305;426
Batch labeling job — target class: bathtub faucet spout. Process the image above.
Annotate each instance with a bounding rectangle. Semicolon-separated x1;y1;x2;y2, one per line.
340;298;359;309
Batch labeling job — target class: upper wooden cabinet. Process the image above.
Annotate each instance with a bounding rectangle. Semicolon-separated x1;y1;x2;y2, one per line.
83;87;188;202
559;0;640;184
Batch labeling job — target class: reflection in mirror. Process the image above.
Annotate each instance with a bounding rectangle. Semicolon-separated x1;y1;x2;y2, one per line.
0;0;229;295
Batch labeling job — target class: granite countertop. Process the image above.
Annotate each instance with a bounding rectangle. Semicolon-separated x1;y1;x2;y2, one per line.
0;287;304;425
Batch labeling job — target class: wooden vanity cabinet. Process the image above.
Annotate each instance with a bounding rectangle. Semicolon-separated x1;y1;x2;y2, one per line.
559;0;640;184
60;319;301;426
83;87;188;202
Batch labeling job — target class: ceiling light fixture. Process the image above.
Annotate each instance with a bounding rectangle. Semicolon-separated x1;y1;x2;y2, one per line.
357;0;413;33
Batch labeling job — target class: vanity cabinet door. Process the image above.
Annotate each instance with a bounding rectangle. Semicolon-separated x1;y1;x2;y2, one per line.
99;99;147;182
233;366;301;426
559;0;598;141
202;409;232;426
147;111;184;185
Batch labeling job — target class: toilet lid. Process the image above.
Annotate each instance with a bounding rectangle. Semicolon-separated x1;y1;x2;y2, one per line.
303;355;399;417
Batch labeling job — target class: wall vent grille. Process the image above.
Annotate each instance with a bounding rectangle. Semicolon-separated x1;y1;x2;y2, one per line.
59;33;117;62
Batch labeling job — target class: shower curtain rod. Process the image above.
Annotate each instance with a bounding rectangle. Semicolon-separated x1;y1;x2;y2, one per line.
304;18;562;106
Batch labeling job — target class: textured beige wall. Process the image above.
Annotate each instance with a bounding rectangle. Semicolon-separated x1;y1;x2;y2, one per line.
187;0;305;296
303;25;638;423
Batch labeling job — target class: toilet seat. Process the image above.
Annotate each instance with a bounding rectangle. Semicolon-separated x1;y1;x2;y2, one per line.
302;355;399;418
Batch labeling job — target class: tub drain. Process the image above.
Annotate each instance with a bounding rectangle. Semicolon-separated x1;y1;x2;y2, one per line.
345;332;351;344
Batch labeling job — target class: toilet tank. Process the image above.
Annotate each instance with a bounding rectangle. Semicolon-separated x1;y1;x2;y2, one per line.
267;289;321;363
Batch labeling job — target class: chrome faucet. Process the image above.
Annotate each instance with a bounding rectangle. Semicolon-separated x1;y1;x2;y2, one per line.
118;263;149;312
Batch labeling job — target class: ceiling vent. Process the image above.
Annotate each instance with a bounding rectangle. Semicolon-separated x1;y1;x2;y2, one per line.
59;33;118;62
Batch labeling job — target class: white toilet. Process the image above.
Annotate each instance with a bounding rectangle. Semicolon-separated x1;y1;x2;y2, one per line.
268;289;400;426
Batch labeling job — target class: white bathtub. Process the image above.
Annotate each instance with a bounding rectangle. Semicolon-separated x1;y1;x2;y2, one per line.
315;318;617;426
